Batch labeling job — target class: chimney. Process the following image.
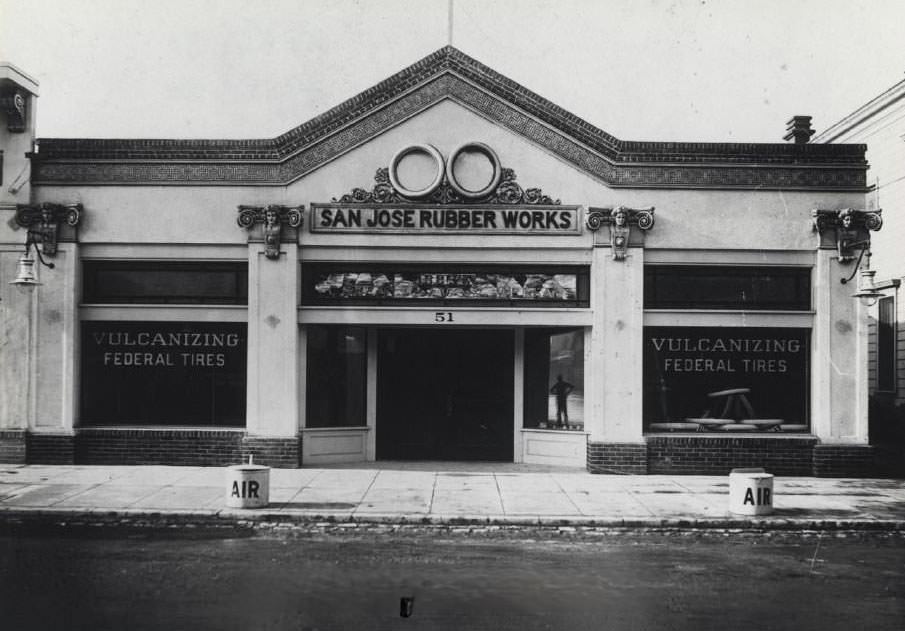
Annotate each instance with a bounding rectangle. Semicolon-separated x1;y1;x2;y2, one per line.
784;115;814;144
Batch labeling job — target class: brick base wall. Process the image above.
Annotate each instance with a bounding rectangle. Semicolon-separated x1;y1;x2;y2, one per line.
241;437;301;468
75;429;245;466
69;429;302;468
813;444;878;477
0;430;27;464
587;442;648;474
646;436;818;476
3;428;885;476
27;433;75;464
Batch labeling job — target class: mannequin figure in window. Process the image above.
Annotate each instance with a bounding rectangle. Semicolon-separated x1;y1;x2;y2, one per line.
550;375;574;428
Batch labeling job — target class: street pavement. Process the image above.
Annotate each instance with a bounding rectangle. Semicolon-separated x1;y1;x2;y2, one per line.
1;462;904;531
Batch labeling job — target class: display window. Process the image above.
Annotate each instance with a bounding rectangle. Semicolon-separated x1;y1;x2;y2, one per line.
523;328;585;430
306;326;367;428
302;265;589;306
643;326;809;432
80;321;247;426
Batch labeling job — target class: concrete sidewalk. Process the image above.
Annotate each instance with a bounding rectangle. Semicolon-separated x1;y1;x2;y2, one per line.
1;463;904;531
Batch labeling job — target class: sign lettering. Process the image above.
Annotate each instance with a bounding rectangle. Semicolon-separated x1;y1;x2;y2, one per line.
649;335;804;375
310;204;582;235
87;327;242;369
231;479;260;499
743;487;771;506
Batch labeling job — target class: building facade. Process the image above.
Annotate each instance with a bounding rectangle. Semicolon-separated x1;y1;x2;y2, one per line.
0;49;882;474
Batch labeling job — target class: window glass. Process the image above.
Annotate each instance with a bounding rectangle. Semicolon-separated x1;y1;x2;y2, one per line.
645;266;810;310
303;265;588;306
878;296;896;392
643;326;809;433
306;326;367;428
523;329;584;430
83;261;248;304
80;321;246;426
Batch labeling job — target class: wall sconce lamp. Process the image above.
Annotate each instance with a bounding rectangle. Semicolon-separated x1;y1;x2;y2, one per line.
10;227;53;289
842;247;884;307
9;203;82;290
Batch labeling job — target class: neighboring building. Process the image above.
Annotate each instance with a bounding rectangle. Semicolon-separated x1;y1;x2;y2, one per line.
0;48;883;475
815;77;905;469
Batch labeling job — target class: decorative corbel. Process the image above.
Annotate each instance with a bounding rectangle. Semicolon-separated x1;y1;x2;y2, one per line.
586;206;655;259
237;204;304;260
812;208;882;263
15;202;83;256
0;91;26;132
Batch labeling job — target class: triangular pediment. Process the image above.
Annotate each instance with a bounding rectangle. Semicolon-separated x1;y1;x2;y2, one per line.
33;47;867;191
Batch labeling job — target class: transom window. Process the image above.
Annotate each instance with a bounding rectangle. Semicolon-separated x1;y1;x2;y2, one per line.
83;261;248;305
302;265;589;307
644;266;811;311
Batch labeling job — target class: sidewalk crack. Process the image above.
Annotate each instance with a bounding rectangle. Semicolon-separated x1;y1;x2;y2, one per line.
427;472;438;515
550;474;584;515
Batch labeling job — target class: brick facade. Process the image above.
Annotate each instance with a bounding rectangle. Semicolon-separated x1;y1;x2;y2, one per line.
0;430;887;475
240;436;301;469
647;436;818;476
62;429;298;468
26;433;76;464
74;429;245;466
812;444;878;477
586;436;870;476
0;430;27;464
587;442;648;474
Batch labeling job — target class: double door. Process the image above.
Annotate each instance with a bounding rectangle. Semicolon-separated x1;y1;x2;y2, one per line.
376;329;514;461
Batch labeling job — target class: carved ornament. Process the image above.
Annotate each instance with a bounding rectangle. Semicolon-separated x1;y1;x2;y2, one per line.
15;203;83;256
333;167;560;206
237;204;304;260
811;208;883;262
586;206;655;259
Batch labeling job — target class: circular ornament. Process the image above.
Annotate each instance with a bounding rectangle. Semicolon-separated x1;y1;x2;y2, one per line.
388;144;445;199
446;142;502;199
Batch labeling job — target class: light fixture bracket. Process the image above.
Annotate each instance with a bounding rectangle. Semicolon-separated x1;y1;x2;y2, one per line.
812;208;883;263
15;202;83;257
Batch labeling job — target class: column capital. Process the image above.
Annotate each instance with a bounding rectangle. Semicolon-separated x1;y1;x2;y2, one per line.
812;207;882;262
15;202;83;256
586;206;655;259
237;204;304;260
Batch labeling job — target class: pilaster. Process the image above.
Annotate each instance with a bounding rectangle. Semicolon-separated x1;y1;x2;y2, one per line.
246;242;300;437
33;243;80;431
596;247;646;442
0;248;33;431
812;249;868;443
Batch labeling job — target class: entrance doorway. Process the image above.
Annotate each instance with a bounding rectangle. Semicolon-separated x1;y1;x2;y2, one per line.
377;329;514;461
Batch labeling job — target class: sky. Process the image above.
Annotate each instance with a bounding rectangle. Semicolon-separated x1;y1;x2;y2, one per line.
1;0;904;143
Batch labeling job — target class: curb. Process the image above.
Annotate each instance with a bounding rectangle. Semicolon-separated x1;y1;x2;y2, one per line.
2;508;904;534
